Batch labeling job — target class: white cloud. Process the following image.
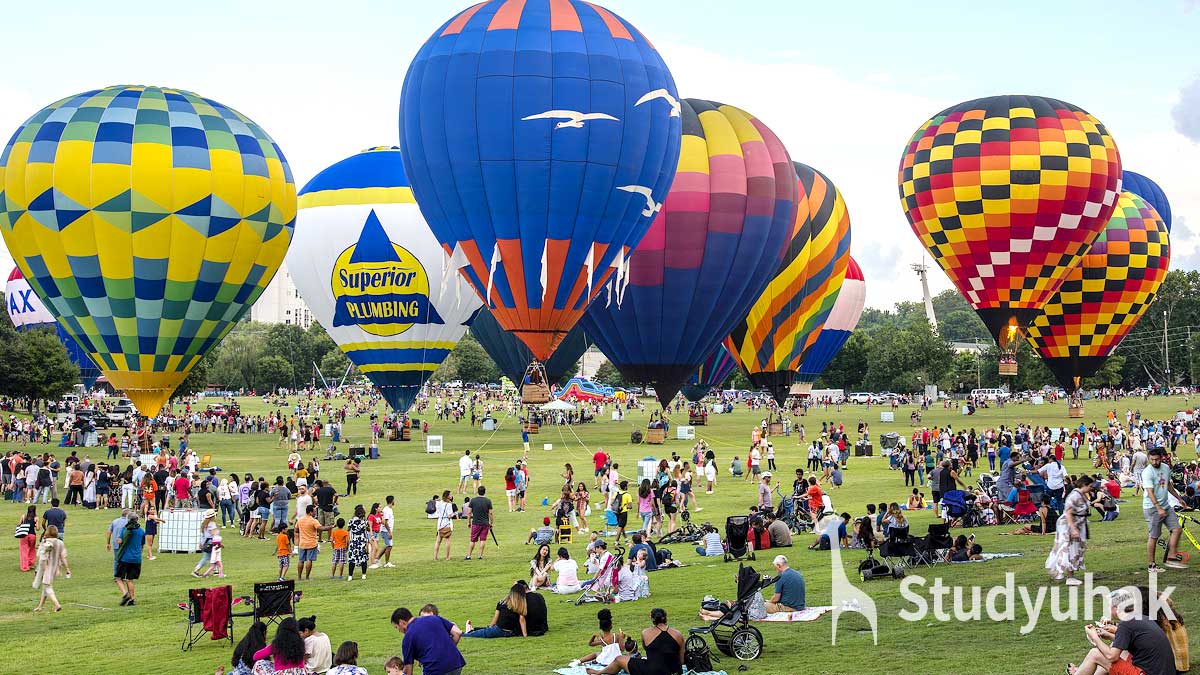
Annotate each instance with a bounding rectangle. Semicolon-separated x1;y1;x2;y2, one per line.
1172;77;1200;142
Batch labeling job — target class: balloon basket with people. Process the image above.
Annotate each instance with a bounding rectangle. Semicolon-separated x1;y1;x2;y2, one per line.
521;362;552;405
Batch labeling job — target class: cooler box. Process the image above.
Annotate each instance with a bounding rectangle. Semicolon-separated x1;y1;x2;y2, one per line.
426;436;443;454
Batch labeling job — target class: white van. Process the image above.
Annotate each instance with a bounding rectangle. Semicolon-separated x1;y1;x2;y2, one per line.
970;388;1009;401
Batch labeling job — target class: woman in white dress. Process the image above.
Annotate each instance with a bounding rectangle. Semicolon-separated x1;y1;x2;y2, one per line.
33;526;70;612
82;466;96;507
1045;476;1096;585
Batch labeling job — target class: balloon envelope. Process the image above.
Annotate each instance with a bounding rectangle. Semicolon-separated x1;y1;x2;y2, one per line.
400;0;682;361
795;255;865;389
580;99;798;406
0;85;296;415
898;95;1121;348
291;147;481;412
682;344;737;403
470;306;589;387
7;267;101;389
726;162;851;405
1025;192;1170;391
1120;170;1171;232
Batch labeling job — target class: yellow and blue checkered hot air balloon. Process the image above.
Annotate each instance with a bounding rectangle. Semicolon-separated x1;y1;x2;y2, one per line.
289;148;482;413
0;85;296;415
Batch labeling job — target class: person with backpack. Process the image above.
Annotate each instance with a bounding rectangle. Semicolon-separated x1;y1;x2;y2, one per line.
613;481;632;544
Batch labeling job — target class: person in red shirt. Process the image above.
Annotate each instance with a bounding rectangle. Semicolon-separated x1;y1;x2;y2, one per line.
173;471;192;508
592;449;608;489
1054;443;1065;462
805;476;824;517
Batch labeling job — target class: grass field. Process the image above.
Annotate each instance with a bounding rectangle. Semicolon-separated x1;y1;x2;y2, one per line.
1;394;1196;674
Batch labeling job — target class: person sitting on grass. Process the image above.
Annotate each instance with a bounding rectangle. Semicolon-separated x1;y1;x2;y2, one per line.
628;533;658;572
948;534;983;562
1067;586;1177;675
809;513;850;550
251;617;308;671
575;608;629;667
552;547;582;594
585;607;683;675
529;544;553;590
461;583;528;639
694;524;724;557
526;517;556;546
764;554;805;614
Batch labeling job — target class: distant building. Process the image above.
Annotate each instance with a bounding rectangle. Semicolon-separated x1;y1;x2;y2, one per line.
250;262;314;329
951;341;988;354
580;346;605;380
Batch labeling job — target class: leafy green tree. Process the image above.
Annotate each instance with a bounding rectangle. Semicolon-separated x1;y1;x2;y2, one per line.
452;334;500;383
254;355;294;391
817;331;869;390
1083;354;1125;389
319;349;353;386
15;327;79;405
863;318;954;393
174;354;211;398
593;360;624;387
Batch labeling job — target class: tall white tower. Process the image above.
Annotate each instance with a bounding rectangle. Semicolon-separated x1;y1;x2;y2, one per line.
911;261;937;331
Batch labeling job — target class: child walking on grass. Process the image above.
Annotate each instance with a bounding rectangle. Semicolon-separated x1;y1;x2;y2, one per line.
275;524;292;581
202;531;225;578
330;518;349;579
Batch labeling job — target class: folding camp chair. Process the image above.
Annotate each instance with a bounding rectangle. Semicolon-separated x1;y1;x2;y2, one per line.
252;580;299;630
182;586;234;651
199;454;212;469
879;525;918;570
911;523;953;567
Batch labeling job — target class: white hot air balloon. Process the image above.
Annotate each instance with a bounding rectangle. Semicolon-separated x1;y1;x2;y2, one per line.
288;147;481;411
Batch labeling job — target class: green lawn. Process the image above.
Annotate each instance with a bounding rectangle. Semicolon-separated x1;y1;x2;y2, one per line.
1;394;1196;674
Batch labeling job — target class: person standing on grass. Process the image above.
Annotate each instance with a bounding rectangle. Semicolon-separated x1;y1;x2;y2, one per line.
17;505;38;571
347;504;370;581
1143;448;1189;572
42;498;66;540
191;510;219;578
377;495;397;568
466;486;493;561
296;504;333;581
434;490;455;561
32;525;70;612
458;451;472;495
114;515;144;606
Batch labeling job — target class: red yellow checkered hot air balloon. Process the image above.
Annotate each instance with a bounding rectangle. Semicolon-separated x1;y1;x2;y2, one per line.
898;95;1122;375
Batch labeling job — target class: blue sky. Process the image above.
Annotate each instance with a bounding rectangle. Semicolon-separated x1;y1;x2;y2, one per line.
2;0;1198;309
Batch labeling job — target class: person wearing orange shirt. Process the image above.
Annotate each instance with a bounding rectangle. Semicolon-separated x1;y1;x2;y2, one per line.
330;519;350;580
295;504;333;581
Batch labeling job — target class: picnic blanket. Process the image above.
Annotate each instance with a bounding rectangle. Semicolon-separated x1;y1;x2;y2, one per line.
556;662;724;667
950;552;1023;564
753;605;834;622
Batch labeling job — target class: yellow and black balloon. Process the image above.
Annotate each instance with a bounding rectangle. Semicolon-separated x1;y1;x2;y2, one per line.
0;85;296;414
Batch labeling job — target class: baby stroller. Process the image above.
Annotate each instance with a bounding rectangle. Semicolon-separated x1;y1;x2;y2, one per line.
724;516;756;562
574;545;625;605
687;564;774;661
940;490;984;528
881;432;902;469
772;488;814;534
977;473;998;501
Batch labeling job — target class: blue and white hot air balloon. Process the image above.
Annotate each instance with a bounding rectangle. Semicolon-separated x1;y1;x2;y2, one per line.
288;148;481;412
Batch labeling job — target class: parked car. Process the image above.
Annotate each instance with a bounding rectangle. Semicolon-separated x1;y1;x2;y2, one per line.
847;392;873;404
205;403;230;418
72;407;117;429
110;404;138;422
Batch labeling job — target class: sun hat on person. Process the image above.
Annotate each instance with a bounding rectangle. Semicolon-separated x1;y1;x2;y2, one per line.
203;509;217;519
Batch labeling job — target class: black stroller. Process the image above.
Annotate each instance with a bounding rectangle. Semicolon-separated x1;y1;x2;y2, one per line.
687;564;775;661
724;515;756;562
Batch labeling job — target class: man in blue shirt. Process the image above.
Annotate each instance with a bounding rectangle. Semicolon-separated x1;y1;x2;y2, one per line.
766;554;805;613
628;533;657;571
392;605;466;675
114;514;145;606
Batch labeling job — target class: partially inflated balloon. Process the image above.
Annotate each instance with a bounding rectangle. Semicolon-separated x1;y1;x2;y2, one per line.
290;148;481;412
470;306;589;386
580;99;798;406
726;163;851;404
400;0;682;361
1025;192;1169;391
1120;171;1171;232
7;267;101;389
898;95;1121;355
794;256;865;393
682;344;737;403
0;85;295;414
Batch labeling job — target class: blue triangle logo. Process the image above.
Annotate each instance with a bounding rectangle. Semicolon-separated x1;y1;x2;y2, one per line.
349;210;400;264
